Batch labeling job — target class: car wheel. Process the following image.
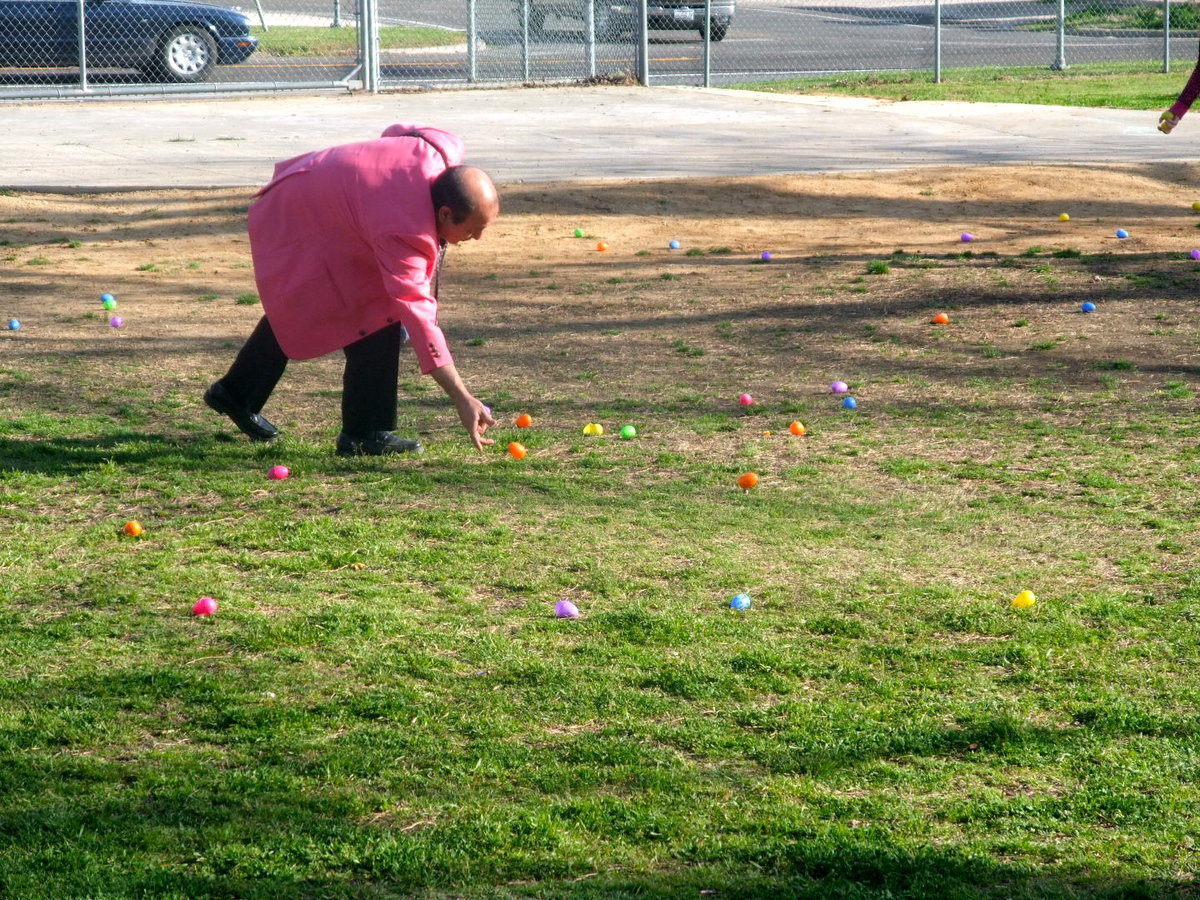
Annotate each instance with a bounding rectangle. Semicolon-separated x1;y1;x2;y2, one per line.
154;25;218;83
701;21;728;41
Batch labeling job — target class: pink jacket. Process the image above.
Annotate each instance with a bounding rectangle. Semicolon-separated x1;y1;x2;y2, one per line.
247;124;465;373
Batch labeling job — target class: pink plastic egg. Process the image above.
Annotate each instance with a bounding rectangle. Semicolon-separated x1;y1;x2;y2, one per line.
192;596;218;616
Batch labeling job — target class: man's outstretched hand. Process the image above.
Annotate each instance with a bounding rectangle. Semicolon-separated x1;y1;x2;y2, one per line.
430;362;497;451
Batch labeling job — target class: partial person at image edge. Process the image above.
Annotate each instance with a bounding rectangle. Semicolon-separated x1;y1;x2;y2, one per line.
204;124;499;455
1159;48;1200;133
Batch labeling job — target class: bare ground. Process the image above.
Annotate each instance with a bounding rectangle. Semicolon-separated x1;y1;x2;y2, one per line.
3;163;1199;446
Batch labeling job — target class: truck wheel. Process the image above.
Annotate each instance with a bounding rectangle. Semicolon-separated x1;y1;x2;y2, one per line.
700;21;728;42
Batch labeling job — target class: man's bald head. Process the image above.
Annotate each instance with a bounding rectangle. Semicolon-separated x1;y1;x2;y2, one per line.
432;166;499;245
432;166;499;224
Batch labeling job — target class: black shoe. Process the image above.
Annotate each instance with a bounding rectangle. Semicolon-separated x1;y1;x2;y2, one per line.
204;381;279;442
336;431;423;456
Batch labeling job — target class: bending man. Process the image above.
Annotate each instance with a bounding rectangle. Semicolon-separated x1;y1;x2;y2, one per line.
205;124;499;454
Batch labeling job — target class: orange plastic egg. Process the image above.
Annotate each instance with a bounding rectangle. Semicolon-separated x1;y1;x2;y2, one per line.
123;520;143;537
789;421;806;436
508;442;527;460
596;241;609;252
516;413;533;428
932;312;950;325
738;472;759;490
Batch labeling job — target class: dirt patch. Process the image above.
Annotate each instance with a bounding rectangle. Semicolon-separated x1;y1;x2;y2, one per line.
3;164;1199;447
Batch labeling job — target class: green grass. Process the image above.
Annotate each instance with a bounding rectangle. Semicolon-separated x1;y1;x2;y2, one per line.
732;61;1186;109
5;379;1200;898
252;25;464;57
5;194;1200;898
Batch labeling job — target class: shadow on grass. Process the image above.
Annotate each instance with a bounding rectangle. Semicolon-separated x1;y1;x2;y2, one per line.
0;753;1192;900
0;432;265;476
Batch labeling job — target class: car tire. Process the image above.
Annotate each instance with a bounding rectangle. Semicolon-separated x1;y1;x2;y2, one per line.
153;25;218;82
701;21;728;42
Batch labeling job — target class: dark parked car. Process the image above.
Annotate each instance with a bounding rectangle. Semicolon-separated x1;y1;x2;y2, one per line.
518;0;736;42
0;0;257;82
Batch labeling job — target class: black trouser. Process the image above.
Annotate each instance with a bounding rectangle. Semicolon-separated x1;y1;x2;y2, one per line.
218;315;409;435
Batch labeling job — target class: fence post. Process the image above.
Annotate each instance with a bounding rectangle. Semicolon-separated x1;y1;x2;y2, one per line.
702;0;711;87
637;0;649;85
933;0;941;83
1052;0;1066;70
76;0;88;91
360;0;378;92
1164;0;1171;72
468;0;477;82
521;0;530;81
586;0;596;78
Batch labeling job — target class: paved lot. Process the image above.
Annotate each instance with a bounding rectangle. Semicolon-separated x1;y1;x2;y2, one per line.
0;85;1186;190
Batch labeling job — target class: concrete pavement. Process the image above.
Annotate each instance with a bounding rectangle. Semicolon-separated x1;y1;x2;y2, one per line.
0;85;1188;190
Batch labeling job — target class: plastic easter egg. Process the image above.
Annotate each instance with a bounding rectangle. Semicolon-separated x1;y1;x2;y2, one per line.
554;600;580;619
1190;249;1200;260
123;520;143;537
961;232;974;242
516;413;533;428
789;421;806;436
932;312;950;325
1012;590;1036;609
1058;213;1070;222
738;472;759;490
7;319;19;330
1080;301;1096;313
842;397;858;409
574;228;584;238
730;593;752;611
669;240;681;250
738;393;754;406
760;251;772;261
508;442;527;459
1116;229;1129;239
583;423;603;436
596;241;609;252
269;465;290;480
109;316;123;328
192;596;218;616
1193;202;1200;212
620;425;637;439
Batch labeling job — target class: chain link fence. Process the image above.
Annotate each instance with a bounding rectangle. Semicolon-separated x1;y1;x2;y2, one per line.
645;0;1197;86
0;0;367;97
0;0;1196;98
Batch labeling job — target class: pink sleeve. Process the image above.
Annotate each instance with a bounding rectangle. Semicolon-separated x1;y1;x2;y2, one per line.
1171;50;1200;117
374;235;453;374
